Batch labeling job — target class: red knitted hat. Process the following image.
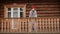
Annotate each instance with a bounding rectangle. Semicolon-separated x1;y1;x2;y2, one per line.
31;5;35;9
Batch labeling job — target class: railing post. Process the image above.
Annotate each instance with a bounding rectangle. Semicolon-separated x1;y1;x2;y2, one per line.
0;17;60;33
1;19;3;32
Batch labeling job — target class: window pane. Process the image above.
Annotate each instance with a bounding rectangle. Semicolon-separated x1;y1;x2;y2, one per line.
8;12;11;18
8;8;11;11
13;8;18;12
20;8;24;12
13;12;18;17
20;12;23;17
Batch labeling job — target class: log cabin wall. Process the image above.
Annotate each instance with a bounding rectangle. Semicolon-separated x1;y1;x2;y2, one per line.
26;3;60;17
0;0;60;18
0;0;60;33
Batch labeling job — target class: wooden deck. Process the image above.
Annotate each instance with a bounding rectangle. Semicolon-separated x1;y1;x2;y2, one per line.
0;17;60;33
0;32;60;34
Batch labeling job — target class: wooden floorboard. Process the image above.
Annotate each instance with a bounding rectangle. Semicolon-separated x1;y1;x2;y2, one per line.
0;33;60;34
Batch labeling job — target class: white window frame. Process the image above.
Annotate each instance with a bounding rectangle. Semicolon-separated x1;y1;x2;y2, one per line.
4;4;26;18
6;7;24;18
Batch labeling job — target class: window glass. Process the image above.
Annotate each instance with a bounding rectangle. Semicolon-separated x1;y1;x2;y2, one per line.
8;8;11;11
20;8;24;12
13;8;18;12
13;12;18;17
8;12;11;18
20;12;23;17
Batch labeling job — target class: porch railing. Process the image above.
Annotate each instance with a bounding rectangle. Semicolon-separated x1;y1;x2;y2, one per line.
0;17;60;33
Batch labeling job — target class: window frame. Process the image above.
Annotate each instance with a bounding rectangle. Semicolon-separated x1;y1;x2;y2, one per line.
4;4;26;18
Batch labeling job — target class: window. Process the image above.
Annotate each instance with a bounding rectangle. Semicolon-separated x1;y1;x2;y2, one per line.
6;7;24;18
4;4;26;18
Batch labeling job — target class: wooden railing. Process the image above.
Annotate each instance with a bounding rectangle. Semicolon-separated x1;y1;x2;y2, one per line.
0;17;60;33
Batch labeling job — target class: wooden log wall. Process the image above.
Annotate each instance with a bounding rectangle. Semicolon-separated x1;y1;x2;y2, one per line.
26;2;60;17
0;0;60;18
0;3;4;18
